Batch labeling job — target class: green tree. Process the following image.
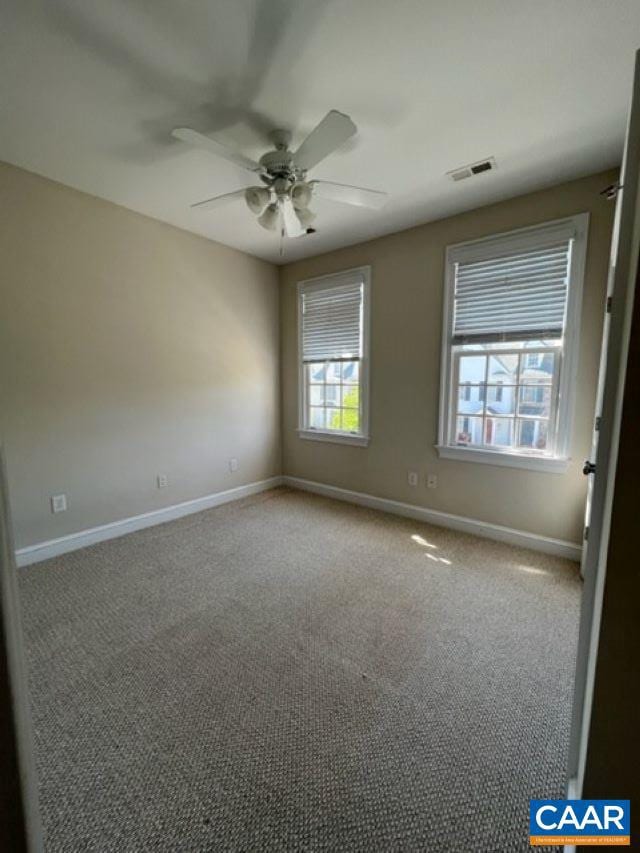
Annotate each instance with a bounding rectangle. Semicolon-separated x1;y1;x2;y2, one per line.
330;387;360;431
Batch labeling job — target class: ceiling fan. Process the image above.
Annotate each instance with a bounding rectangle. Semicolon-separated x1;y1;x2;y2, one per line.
172;110;388;238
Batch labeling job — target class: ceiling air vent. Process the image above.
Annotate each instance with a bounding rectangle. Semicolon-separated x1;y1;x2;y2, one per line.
447;156;497;182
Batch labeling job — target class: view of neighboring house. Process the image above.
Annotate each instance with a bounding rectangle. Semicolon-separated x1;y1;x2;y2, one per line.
307;360;360;432
455;349;555;451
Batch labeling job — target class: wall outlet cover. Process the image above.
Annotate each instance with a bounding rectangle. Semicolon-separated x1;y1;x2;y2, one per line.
157;474;168;489
427;474;438;489
407;471;418;487
51;494;67;513
228;458;239;473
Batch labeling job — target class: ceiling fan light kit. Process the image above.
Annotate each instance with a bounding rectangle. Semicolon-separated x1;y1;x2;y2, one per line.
290;182;313;210
295;207;316;228
257;203;280;231
172;110;388;241
244;186;271;215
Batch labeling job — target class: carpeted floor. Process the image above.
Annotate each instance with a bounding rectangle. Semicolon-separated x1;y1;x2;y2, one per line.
18;487;581;852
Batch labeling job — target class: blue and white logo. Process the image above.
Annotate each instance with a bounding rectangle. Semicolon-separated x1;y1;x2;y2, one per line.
529;799;630;846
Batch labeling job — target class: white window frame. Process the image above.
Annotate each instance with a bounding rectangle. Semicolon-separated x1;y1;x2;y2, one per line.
297;266;371;447
436;214;589;473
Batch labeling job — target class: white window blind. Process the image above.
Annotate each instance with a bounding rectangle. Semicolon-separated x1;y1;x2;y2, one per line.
452;240;572;344
301;277;363;362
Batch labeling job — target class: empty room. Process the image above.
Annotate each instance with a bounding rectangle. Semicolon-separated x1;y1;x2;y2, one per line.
1;2;639;851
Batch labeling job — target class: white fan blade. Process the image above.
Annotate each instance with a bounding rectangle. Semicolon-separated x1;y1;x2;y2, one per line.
280;198;306;238
310;180;387;209
190;189;247;211
293;110;357;171
173;127;262;173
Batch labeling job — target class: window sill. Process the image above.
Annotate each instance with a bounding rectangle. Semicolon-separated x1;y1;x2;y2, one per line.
298;429;369;447
435;444;570;473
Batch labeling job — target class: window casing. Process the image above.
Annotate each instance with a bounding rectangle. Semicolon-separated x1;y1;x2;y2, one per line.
437;215;589;472
297;267;370;446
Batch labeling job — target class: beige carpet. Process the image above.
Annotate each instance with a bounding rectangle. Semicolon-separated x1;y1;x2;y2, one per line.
18;487;581;851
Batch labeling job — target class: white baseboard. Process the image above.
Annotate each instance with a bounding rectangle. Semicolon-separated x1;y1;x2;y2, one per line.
17;473;581;566
283;476;582;561
15;476;284;567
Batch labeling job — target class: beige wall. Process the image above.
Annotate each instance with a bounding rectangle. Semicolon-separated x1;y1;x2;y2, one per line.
0;163;616;551
280;170;617;544
0;163;281;550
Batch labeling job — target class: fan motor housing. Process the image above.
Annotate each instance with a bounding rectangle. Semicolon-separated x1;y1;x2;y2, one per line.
259;130;306;183
259;148;305;182
259;149;292;172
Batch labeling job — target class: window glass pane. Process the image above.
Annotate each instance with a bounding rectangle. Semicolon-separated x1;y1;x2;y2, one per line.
304;358;364;435
309;407;325;429
486;385;516;415
457;385;485;414
455;416;483;446
460;339;561;352
459;355;486;384
484;417;514;448
488;354;518;383
525;339;561;350
517;419;549;450
308;363;326;382
519;352;555;383
326;362;341;384
518;385;551;417
342;360;359;384
522;339;561;349
309;385;325;406
326;407;341;430
324;385;339;406
451;343;561;454
340;386;359;409
341;408;360;433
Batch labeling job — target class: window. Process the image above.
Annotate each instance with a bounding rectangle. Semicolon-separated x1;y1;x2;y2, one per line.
437;215;589;472
298;267;370;446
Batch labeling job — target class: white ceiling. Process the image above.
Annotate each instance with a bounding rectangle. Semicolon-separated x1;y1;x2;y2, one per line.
1;1;639;264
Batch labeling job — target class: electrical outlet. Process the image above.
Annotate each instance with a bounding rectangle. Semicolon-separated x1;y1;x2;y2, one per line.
427;473;438;489
50;494;67;514
228;458;239;473
157;474;168;489
407;471;418;487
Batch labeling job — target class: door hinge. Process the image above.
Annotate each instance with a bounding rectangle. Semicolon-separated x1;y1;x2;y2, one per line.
600;182;622;200
606;296;613;314
584;525;589;542
595;416;601;431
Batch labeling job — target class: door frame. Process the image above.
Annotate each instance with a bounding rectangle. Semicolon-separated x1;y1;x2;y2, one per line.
0;446;43;852
567;49;640;803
